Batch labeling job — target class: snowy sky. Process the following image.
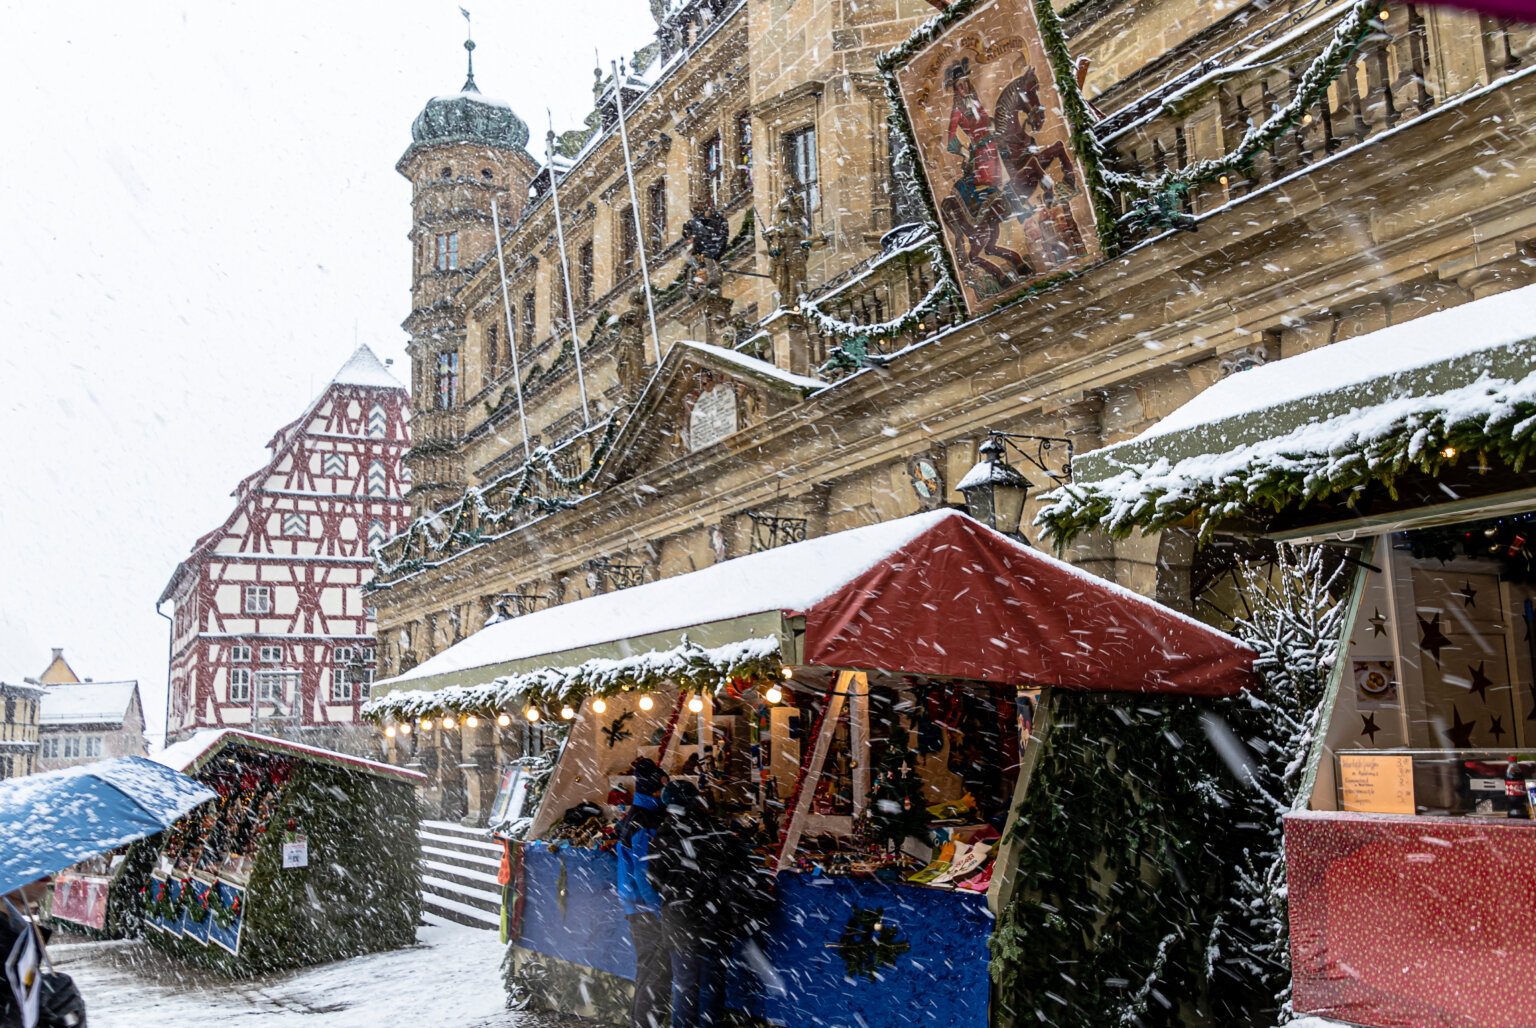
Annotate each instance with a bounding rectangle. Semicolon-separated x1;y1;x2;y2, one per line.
0;1;659;744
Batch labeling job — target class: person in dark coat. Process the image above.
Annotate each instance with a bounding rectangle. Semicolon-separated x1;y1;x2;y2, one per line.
647;779;753;1028
615;758;671;1028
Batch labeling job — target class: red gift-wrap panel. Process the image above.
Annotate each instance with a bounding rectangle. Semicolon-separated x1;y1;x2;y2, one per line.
1286;810;1536;1027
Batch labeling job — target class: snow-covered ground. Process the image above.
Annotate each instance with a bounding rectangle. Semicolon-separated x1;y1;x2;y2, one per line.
49;919;569;1027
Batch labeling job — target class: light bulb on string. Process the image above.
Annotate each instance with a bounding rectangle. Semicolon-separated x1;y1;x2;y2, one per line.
385;726;397;739
399;722;411;735
442;715;456;730
525;707;541;722
465;715;479;728
591;697;607;714
496;712;512;727
560;705;576;720
781;666;794;679
638;694;655;711
765;685;783;704
688;695;704;713
420;718;433;731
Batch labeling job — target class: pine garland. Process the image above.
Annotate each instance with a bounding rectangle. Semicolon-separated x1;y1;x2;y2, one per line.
361;635;782;725
1035;369;1536;546
1100;0;1383;202
373;414;622;584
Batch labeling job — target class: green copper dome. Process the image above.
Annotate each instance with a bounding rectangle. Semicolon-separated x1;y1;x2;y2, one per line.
410;40;528;153
411;82;529;152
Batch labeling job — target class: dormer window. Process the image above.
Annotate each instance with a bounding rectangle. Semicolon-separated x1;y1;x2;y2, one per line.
435;232;459;271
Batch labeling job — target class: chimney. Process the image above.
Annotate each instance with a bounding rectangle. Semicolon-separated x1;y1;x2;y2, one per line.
51;648;63;661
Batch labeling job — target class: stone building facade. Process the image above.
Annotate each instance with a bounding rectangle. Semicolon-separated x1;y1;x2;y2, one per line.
369;0;1536;820
0;680;44;779
31;649;149;772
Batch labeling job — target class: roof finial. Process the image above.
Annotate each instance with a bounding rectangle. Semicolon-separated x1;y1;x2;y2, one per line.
460;7;479;93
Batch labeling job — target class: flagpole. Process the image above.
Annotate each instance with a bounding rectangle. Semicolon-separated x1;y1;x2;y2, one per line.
547;115;592;426
490;196;533;462
611;58;662;365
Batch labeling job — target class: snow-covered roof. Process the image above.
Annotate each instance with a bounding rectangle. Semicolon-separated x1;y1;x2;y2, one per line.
330;344;404;390
154;728;424;784
676;340;824;391
379;510;955;692
1140;282;1536;442
40;680;139;727
1045;283;1536;543
377;507;1255;701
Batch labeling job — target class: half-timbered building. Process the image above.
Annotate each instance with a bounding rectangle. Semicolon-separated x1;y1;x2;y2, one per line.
160;345;410;753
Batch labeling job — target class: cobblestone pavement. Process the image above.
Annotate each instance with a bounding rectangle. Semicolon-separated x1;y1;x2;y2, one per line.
48;920;579;1027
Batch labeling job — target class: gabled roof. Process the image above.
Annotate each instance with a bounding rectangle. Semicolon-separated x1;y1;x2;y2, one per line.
159;345;407;604
39;650;80;684
330;344;405;390
40;680;142;728
376;509;1255;699
596;339;823;487
154;728;424;785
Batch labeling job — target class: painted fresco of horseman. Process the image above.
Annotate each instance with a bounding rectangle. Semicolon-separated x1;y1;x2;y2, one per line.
940;57;1031;294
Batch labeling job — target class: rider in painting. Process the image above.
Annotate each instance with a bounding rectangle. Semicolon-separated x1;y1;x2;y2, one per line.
942;57;1030;295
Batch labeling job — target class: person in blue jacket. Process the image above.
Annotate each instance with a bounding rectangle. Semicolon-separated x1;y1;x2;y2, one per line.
616;757;671;1028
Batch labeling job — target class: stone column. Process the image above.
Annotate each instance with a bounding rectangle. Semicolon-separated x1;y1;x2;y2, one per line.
464;720;500;827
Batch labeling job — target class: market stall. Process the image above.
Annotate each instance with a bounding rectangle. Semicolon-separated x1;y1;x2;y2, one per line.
129;729;424;973
366;508;1255;1025
1048;282;1536;1028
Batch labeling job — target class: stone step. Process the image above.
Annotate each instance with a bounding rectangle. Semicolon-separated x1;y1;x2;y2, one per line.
419;829;503;860
423;858;502;892
421;889;501;929
421;819;501;845
421;842;502;872
423;874;500;913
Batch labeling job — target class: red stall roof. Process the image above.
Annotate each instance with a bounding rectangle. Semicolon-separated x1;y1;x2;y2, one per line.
798;510;1255;697
378;509;1254;700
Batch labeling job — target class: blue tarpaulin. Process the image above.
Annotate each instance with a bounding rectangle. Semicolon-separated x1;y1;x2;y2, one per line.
0;756;215;895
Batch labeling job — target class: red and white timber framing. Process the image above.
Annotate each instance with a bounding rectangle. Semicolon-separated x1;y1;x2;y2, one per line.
160;346;411;743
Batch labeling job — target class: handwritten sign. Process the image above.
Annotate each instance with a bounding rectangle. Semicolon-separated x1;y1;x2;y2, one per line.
688;384;737;452
1339;752;1415;814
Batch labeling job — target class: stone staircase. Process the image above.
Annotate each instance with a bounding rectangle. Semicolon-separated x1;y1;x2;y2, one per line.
419;819;503;930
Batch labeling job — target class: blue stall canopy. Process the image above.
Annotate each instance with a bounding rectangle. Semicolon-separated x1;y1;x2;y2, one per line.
0;756;216;895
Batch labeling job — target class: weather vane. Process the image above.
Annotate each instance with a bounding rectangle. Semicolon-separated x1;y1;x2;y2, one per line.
460;7;477;92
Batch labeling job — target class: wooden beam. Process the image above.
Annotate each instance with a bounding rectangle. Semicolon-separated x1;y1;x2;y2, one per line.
775;670;853;872
988;686;1052;916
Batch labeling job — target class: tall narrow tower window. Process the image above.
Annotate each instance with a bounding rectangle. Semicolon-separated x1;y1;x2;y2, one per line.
578;241;594;309
521;292;536;347
368;403;387;438
702;135;723;208
647;179;667;253
736;111;753;196
487;322;502;378
784;126;819;211
435;351;459;409
368;460;388;497
435;232;460;271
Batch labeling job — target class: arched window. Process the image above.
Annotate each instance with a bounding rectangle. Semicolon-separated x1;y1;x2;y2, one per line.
487;322;502;379
368;403;386;439
368;460;387;498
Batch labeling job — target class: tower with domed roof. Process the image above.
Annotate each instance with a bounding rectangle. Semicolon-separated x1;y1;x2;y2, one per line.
398;30;540;513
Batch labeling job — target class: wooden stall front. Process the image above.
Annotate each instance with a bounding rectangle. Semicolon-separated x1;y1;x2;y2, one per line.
366;509;1255;1025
